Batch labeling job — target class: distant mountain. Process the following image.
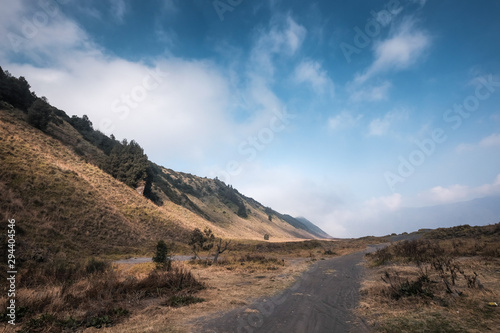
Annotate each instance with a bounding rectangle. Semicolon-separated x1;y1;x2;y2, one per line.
0;67;327;260
368;195;500;236
398;195;500;230
294;217;331;238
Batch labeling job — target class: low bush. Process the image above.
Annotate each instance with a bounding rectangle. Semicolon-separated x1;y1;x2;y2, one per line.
1;259;204;332
382;270;433;300
163;294;205;308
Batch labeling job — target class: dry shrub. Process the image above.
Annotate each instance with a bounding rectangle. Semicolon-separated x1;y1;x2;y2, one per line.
0;260;204;332
381;269;433;300
361;227;500;332
238;254;284;265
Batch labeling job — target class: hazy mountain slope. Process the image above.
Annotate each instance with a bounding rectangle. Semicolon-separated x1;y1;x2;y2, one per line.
146;166;322;239
295;216;331;238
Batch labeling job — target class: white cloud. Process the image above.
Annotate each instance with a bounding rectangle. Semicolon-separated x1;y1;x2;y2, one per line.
368;110;408;136
366;193;402;210
251;15;307;77
456;133;500;153
368;118;390;136
349;81;391;102
0;2;302;171
428;185;470;204
355;18;430;84
0;3;92;64
413;174;500;206
293;59;334;95
480;133;500;147
110;0;127;23
328;111;362;130
456;143;473;153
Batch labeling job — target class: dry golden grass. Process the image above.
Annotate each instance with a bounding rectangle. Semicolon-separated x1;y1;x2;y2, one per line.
93;255;314;333
0;109;193;261
87;238;381;332
0;260;205;333
358;235;500;333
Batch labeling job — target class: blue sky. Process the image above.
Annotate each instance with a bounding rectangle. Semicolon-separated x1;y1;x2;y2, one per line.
1;0;500;237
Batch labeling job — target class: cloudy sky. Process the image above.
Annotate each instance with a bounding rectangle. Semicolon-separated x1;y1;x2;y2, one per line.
2;0;500;237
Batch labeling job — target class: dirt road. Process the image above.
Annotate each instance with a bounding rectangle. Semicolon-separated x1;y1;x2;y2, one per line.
199;246;380;333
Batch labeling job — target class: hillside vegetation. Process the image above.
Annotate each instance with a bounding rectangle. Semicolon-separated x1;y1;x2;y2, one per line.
0;67;329;263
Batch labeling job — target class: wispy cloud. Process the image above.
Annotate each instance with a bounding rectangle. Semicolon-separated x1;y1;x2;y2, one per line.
349;81;391;102
413;174;500;206
355;17;430;84
251;15;307;77
368;110;408;136
456;133;500;153
110;0;127;23
366;193;402;210
328;111;362;131
293;59;334;95
409;0;428;8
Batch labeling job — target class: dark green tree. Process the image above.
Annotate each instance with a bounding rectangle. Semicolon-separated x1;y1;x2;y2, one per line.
27;98;52;131
0;67;36;111
237;204;248;218
152;240;172;270
104;139;149;188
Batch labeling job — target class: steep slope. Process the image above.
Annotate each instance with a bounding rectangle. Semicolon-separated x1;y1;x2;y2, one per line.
295;216;331;238
0;67;330;263
0;107;324;263
0;108;192;259
146;165;330;239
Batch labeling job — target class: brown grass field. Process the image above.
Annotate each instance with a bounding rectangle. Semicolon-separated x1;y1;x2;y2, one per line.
0;237;379;332
358;224;500;333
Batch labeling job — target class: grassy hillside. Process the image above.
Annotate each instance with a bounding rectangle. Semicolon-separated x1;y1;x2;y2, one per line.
0;106;328;261
147;165;330;239
0;108;191;259
0;66;330;266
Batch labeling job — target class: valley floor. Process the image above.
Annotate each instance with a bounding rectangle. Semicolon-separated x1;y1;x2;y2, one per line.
86;241;375;333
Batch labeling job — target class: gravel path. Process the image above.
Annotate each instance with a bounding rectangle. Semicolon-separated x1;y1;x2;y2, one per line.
113;255;193;264
198;246;381;333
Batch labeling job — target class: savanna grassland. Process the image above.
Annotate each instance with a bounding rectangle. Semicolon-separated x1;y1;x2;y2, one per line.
359;224;500;333
1;236;381;332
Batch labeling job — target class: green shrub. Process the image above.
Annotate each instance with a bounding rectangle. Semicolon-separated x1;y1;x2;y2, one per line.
152;240;172;270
